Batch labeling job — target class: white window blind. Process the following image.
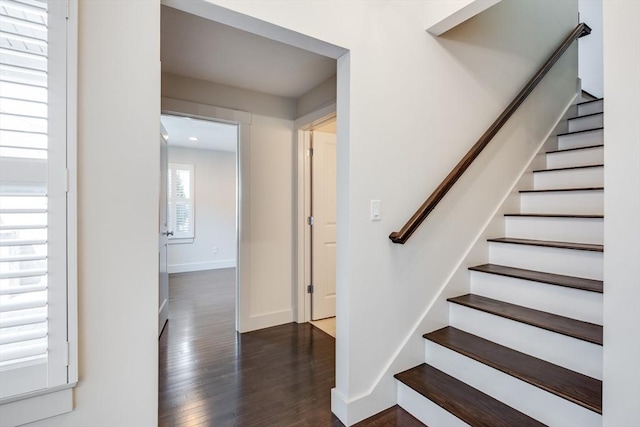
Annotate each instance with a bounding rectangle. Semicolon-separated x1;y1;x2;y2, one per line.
168;163;194;240
0;0;73;404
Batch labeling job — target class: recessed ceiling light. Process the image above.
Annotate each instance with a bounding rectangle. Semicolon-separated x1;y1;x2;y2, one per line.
189;137;198;141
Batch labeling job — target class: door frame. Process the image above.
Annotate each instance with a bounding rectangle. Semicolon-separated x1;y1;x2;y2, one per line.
159;125;170;337
294;104;336;323
161;97;250;332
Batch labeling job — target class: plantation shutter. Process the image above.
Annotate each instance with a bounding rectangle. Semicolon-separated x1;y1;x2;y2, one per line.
0;0;69;399
168;163;194;239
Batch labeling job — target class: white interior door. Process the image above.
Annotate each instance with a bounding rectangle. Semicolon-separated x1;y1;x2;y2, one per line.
311;130;337;320
159;128;169;336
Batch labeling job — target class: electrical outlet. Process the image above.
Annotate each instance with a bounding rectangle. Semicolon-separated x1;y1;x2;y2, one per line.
212;246;218;254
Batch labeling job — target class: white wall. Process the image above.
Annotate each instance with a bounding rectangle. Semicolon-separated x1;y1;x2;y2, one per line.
26;0;160;425
162;75;296;331
424;0;502;35
578;0;603;97
247;114;295;328
167;146;237;273
194;0;578;424
602;1;640;425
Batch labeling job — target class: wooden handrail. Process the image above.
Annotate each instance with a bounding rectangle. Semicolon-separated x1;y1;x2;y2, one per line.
389;22;591;244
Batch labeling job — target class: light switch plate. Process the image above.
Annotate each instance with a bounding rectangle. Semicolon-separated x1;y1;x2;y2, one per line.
371;200;381;221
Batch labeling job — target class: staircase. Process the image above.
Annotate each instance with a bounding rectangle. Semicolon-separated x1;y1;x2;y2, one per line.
394;97;605;426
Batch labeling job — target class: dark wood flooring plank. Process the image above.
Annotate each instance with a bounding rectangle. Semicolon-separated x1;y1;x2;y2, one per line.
395;364;544;427
469;264;603;293
353;405;425;427
557;127;603;137
504;213;603;218
487;237;603;252
520;187;603;193
532;164;603;173
159;268;421;426
425;327;602;413
447;294;603;345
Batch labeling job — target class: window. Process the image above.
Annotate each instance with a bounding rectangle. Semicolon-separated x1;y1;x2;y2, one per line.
168;163;195;240
0;0;77;424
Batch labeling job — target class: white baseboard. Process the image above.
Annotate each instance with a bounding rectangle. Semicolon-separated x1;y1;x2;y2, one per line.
330;376;397;426
168;259;236;274
246;309;294;332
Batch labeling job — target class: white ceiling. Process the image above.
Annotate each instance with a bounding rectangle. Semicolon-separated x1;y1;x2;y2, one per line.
161;6;337;98
161;114;237;152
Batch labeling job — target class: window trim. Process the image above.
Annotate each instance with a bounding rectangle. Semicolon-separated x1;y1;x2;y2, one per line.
0;0;78;423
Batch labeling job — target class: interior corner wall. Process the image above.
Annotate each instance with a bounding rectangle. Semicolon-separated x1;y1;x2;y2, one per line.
25;0;161;425
162;75;296;331
602;1;640;425
578;0;603;97
167;147;237;273
204;0;578;424
162;72;296;120
296;75;337;119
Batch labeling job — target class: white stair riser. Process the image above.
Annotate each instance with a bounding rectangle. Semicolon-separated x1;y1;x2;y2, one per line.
520;190;603;215
546;146;603;169
397;382;469;427
424;341;602;427
568;114;603;132
505;216;603;244
489;242;603;280
558;129;603;150
578;100;604;116
449;304;603;379
470;272;603;324
533;167;603;190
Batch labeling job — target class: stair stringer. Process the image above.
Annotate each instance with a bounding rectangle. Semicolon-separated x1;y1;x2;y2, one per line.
334;94;579;426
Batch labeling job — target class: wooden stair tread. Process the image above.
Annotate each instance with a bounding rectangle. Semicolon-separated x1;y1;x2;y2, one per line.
557;127;603;137
395;363;545;427
504;213;603;219
546;144;603;154
447;294;603;345
520;186;603;193
424;327;602;414
469;264;603;293
568;111;603;120
487;237;603;252
533;164;603;173
576;98;603;106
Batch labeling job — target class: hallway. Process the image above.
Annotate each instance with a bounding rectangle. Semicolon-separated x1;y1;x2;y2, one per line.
158;269;422;426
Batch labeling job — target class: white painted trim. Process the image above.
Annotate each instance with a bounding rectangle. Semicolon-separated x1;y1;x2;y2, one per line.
295;129;312;323
248;309;294;331
162;97;252;124
168;260;236;274
0;387;73;427
294;105;337;324
158;297;168;335
426;0;502;36
294;102;337;129
65;0;79;390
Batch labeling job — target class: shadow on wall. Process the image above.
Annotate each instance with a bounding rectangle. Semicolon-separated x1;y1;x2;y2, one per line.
435;0;578;101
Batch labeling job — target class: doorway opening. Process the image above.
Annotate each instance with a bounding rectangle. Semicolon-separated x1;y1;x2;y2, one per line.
159;113;239;335
297;115;337;336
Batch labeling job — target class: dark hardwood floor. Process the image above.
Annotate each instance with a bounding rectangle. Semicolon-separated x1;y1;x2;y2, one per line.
159;269;423;427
